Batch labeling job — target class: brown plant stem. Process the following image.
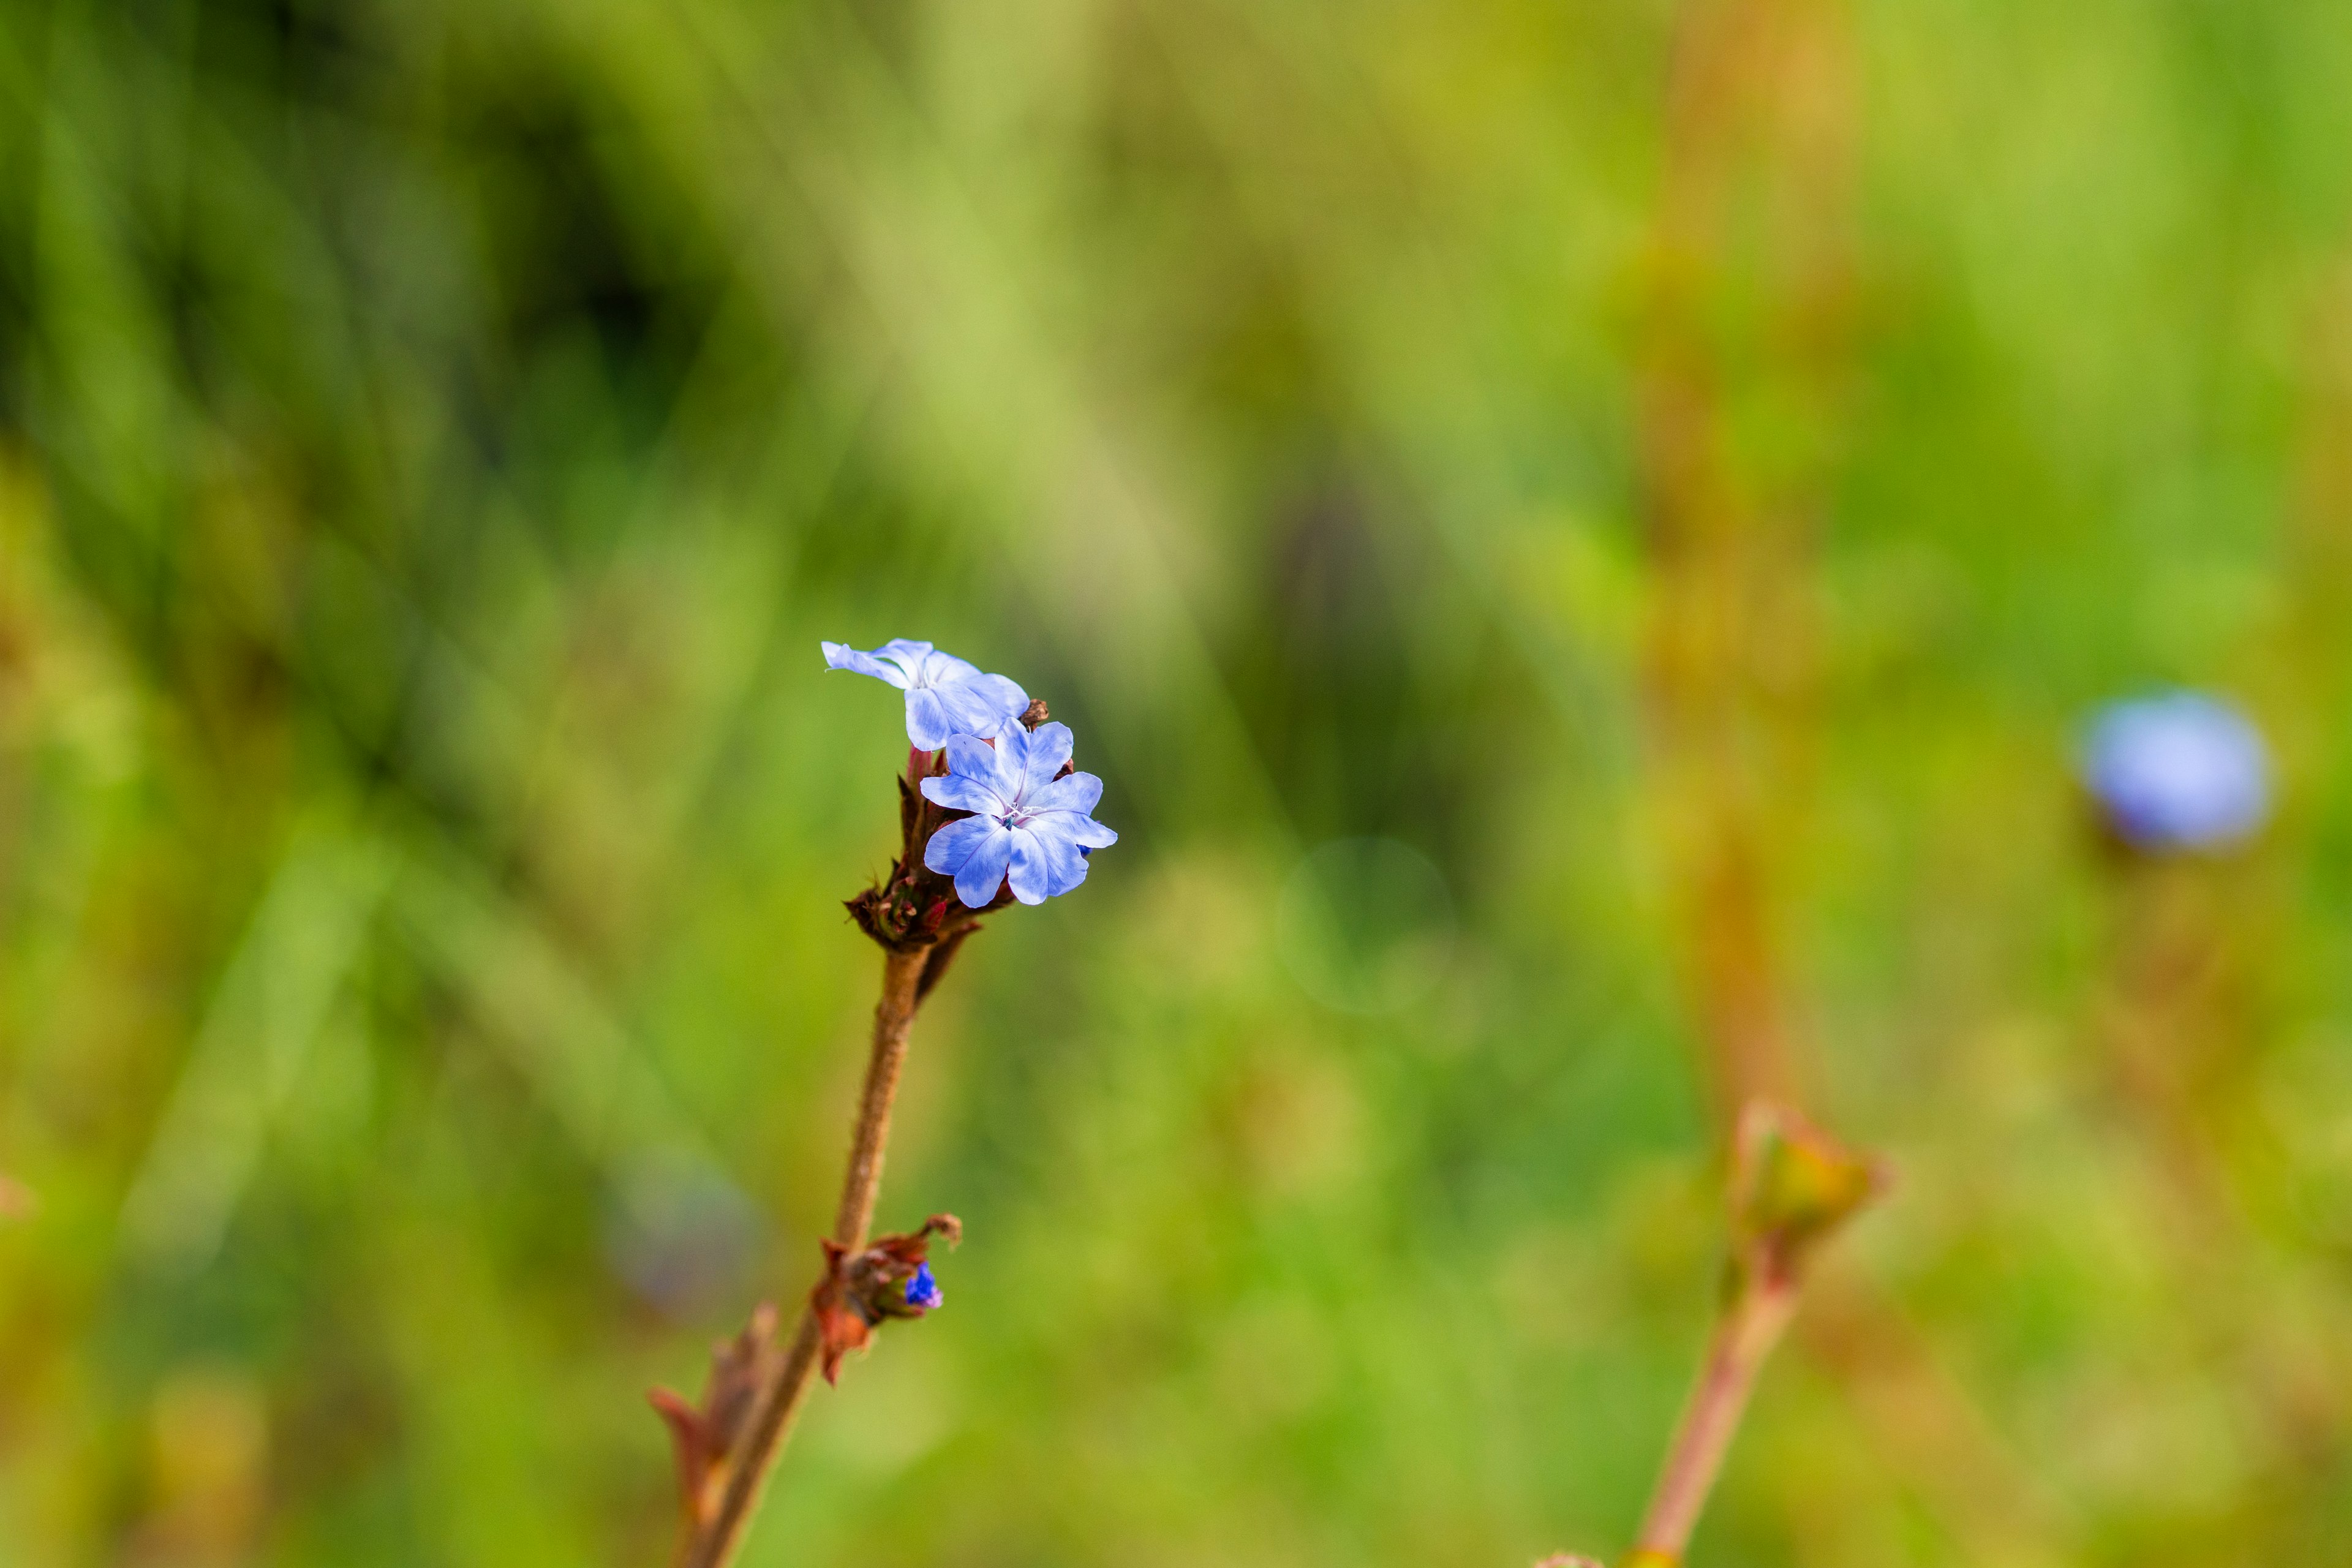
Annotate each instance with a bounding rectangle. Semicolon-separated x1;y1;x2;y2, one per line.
1629;1277;1800;1564
1639;0;1854;1133
832;948;927;1248
677;946;929;1568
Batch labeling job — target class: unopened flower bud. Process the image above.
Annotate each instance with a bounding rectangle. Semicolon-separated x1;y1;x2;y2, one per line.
1725;1101;1885;1297
904;1261;943;1311
809;1215;962;1384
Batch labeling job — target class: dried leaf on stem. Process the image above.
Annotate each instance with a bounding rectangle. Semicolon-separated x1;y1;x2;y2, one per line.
647;1305;784;1537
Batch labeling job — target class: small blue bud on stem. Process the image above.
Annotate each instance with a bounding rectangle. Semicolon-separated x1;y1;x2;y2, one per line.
904;1262;943;1311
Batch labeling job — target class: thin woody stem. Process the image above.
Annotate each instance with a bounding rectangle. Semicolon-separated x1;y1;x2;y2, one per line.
832;947;925;1249
1630;1277;1801;1562
680;946;929;1568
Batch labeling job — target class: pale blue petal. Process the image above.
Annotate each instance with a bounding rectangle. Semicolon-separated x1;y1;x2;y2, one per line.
972;671;1027;717
952;826;1016;908
915;649;982;687
905;687;955;748
922;815;1000;876
874;638;935;679
944;733;1016;799
933;682;1014;740
1025;809;1118;853
921;775;1008;816
823;641;913;689
936;671;1028;739
1019;722;1075;798
1019;810;1085;851
993;721;1031;789
1005;828;1051;905
1027;771;1102;816
1040;831;1091;896
1014;816;1098;895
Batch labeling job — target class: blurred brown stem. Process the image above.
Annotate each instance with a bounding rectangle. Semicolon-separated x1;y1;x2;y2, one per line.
677;946;928;1568
1610;1102;1878;1567
1628;1278;1800;1563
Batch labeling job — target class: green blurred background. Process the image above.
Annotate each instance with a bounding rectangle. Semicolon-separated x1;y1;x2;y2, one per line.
7;1;2352;1564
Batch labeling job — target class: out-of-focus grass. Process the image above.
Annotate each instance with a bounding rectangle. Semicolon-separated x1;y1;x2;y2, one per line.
5;2;2352;1565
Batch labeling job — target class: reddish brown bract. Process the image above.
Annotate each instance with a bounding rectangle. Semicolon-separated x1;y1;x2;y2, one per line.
808;1214;962;1385
647;1303;785;1534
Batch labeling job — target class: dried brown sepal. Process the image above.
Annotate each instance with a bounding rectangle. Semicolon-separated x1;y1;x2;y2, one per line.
1018;699;1049;729
1725;1099;1888;1297
845;856;1012;952
646;1302;783;1532
809;1214;962;1385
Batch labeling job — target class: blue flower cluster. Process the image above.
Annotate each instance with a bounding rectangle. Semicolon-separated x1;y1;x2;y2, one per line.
825;638;1118;908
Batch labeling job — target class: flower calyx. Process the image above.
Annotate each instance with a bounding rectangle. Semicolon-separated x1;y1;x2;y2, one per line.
809;1213;962;1385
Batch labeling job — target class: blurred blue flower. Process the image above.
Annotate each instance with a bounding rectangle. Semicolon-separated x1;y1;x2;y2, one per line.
2084;691;2271;851
822;638;1028;750
904;1261;943;1311
921;721;1118;908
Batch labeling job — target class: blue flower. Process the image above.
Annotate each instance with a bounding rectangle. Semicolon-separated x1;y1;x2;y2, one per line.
821;639;1029;750
921;721;1118;908
903;1261;942;1311
2083;691;2271;851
